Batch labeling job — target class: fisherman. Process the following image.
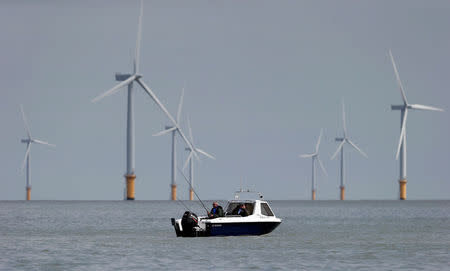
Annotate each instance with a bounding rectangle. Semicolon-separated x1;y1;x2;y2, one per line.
233;203;249;217
208;201;224;218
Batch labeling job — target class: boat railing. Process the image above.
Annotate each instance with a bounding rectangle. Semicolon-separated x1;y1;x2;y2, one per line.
234;188;263;200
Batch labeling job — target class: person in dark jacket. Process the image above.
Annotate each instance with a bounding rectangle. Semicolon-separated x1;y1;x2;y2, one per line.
233;203;249;217
208;201;224;218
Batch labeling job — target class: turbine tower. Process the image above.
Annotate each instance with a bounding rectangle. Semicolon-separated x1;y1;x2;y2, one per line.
153;86;185;200
389;50;444;200
20;105;55;200
92;0;199;200
183;117;215;200
331;100;368;200
299;129;327;200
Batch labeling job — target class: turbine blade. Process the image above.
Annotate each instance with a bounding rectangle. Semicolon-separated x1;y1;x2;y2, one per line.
134;0;143;74
136;78;198;156
185;118;201;160
187;117;194;143
176;86;185;124
299;153;315;158
317;157;328;177
136;78;177;124
342;100;347;136
347;139;368;158
91;75;136;103
331;140;345;160
196;148;215;160
152;126;176;137
409;104;444;112
187;117;204;161
183;151;194;170
315;128;323;153
33;139;56;148
395;109;408;160
389;50;408;105
21;143;31;173
20;105;32;139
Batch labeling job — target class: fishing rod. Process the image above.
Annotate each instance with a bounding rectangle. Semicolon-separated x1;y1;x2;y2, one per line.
174;194;192;213
177;166;209;214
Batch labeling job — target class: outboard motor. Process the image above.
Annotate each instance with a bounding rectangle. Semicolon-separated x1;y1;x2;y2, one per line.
181;211;198;237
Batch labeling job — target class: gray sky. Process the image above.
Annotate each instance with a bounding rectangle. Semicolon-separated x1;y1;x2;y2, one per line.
1;0;449;200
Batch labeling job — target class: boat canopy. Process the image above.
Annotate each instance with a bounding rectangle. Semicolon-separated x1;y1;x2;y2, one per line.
224;199;275;217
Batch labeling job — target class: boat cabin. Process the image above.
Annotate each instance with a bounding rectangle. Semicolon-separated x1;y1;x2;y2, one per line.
223;199;275;217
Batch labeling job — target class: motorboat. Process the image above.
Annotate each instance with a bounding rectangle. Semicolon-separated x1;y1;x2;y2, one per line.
170;190;282;237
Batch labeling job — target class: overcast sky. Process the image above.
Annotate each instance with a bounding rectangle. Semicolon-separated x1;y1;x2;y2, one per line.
1;0;449;200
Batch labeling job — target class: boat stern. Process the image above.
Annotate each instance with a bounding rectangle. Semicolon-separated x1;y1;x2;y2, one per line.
171;218;183;237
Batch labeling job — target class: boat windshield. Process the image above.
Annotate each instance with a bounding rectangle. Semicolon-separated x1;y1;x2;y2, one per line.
225;202;254;216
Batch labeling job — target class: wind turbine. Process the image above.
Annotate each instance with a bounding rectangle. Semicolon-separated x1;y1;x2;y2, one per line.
183;117;215;201
153;86;185;200
331;101;368;200
92;0;199;200
389;50;444;200
20;105;55;200
299;129;327;200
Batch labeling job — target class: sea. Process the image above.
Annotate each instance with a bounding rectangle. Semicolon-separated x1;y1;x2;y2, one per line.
0;200;449;271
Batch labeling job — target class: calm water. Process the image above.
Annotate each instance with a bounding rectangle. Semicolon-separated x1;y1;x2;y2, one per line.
0;200;449;270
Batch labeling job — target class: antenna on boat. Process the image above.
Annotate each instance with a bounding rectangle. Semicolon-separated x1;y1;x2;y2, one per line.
177;167;209;214
234;188;263;200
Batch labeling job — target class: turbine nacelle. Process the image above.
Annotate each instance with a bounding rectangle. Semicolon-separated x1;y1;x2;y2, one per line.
115;73;142;82
115;73;133;81
391;105;405;110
